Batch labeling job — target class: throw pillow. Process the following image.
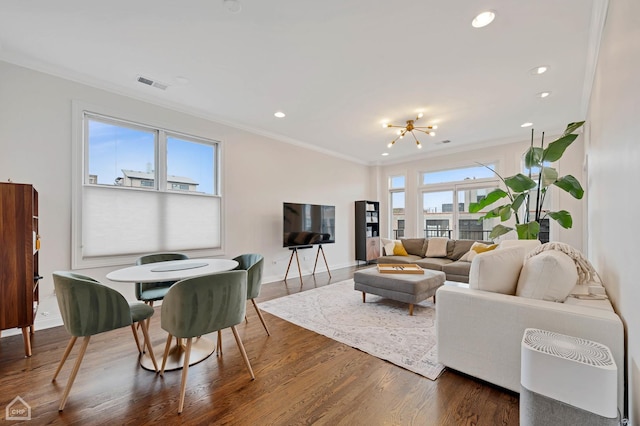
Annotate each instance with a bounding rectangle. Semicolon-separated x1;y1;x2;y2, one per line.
381;238;396;256
425;237;448;258
393;241;408;256
460;242;498;262
516;251;578;302
469;246;525;295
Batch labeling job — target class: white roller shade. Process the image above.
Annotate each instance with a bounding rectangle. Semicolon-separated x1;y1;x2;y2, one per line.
82;185;221;258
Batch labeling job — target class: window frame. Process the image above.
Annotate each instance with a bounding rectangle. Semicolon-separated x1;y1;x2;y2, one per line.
71;101;224;269
418;164;500;240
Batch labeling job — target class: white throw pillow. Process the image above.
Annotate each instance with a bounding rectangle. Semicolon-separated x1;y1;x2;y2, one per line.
469;246;525;295
425;237;448;258
516;251;578;302
381;238;398;256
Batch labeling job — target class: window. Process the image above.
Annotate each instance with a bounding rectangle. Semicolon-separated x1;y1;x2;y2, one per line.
389;175;405;239
422;164;496;185
73;108;221;268
420;165;499;240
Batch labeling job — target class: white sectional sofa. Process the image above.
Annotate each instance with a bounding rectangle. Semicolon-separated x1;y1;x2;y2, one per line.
435;241;625;415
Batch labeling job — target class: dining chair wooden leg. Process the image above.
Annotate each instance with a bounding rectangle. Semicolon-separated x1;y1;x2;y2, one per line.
58;336;90;411
251;299;270;336
178;337;193;414
52;336;77;381
139;321;159;373
131;324;143;354
160;333;173;376
217;330;222;356
231;326;255;380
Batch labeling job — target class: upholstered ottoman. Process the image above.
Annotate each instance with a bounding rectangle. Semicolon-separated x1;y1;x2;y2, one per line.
353;267;445;315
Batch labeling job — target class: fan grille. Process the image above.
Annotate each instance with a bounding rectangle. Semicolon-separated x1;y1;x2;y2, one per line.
523;329;613;367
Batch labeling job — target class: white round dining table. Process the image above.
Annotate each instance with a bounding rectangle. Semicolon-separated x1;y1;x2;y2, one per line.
106;258;239;283
106;258;240;372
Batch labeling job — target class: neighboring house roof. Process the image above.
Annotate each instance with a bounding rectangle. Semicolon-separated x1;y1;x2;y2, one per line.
121;169;198;185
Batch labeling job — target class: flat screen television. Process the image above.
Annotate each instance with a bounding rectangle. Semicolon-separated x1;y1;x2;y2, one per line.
283;202;335;248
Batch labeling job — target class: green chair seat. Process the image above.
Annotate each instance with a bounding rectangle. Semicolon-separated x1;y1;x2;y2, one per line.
135;253;188;305
129;302;155;323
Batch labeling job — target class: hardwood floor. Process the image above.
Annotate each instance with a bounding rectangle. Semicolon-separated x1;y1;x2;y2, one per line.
0;265;519;425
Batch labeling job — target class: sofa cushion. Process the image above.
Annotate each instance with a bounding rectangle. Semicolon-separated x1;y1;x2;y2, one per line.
516;251;578;302
415;257;453;271
498;239;541;259
426;237;449;258
442;261;471;278
469;246;524;295
449;239;476;260
400;238;427;257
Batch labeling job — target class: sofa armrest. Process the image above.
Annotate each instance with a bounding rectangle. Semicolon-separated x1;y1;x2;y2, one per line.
435;285;624;414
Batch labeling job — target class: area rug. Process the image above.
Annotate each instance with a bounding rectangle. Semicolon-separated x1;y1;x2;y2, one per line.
258;279;445;380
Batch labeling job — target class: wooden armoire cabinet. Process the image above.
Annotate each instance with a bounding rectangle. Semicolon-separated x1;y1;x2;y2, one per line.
0;182;40;357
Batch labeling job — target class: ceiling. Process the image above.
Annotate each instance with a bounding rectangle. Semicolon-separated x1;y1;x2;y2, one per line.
0;0;605;165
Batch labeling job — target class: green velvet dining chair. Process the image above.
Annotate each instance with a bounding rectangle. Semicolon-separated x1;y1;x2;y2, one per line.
233;253;269;335
160;270;255;414
135;252;189;306
51;271;159;411
215;254;269;354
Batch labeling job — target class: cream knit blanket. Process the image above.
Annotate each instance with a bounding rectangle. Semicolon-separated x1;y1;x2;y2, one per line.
526;242;600;285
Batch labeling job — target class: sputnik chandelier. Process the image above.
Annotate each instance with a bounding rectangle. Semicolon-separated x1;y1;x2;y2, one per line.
382;113;437;149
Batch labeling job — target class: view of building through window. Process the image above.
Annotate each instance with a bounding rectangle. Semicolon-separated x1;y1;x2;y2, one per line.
86;115;216;195
389;175;405;238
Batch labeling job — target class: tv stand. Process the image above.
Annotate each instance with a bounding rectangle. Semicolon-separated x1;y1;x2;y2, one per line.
284;245;332;286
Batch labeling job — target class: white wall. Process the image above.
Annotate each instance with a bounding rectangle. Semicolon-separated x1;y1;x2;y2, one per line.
0;61;370;334
587;0;640;421
373;137;585;250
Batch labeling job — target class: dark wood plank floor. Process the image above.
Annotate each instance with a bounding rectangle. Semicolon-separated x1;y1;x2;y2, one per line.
0;265;519;425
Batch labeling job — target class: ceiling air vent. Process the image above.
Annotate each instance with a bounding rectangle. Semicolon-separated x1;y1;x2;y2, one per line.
136;75;168;90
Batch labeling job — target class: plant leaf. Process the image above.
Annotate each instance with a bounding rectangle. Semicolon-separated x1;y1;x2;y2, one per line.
553;175;584;199
499;205;512;221
469;189;508;213
548;210;573;228
504;174;537;193
563;121;585;136
524;147;544;170
516;221;540;240
541;167;558;188
511;193;527;211
489;224;513;239
543;133;578;162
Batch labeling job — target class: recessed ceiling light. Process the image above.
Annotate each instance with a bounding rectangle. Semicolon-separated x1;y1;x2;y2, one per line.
472;11;496;28
537;91;551;98
274;111;286;118
382;153;389;156
530;66;548;75
521;122;533;128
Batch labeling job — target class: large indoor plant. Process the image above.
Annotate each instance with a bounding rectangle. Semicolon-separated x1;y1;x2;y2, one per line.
469;121;585;240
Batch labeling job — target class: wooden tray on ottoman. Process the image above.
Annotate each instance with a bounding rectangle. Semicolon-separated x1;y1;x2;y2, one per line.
377;264;424;274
